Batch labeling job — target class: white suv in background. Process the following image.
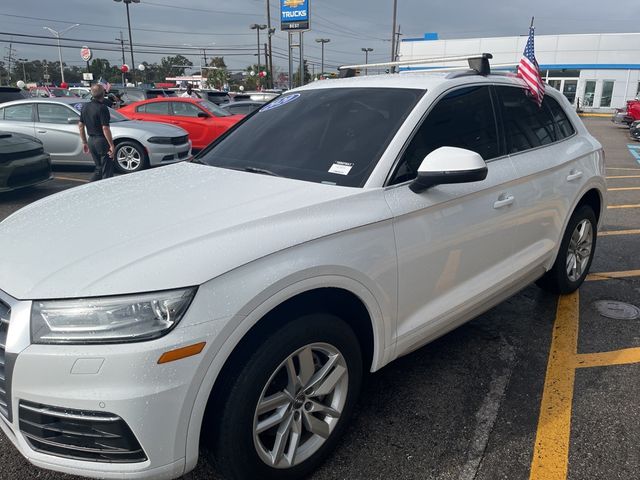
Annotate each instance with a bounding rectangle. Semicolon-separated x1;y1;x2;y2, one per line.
0;64;605;480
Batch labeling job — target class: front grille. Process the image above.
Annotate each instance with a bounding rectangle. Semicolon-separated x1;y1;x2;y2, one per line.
171;135;188;145
19;401;147;463
7;162;51;189
0;147;45;164
0;300;9;420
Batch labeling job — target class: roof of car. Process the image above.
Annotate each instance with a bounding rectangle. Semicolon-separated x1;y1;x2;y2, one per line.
296;71;528;92
132;97;203;104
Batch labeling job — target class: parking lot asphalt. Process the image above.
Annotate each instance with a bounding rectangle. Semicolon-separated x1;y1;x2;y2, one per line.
0;117;638;480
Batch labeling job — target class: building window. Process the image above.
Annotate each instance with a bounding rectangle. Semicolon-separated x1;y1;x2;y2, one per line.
600;80;615;108
584;80;596;107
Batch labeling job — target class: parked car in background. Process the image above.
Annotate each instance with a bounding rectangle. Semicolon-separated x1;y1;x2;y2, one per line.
0;98;192;173
196;90;232;105
69;87;91;98
0;67;606;480
232;91;280;102
0;131;52;192
118;88;177;107
220;100;265;115
611;99;640;126
630;120;640;141
119;97;244;151
29;86;79;98
0;87;28;104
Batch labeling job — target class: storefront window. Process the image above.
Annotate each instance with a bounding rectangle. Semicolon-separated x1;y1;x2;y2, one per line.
547;69;580;78
583;80;596;107
600;80;615;108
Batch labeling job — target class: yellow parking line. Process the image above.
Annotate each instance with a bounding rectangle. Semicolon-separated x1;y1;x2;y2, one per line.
606;175;640;179
586;270;640;281
529;293;578;480
608;186;640;191
54;176;90;183
607;204;640;209
600;229;640;236
575;347;640;369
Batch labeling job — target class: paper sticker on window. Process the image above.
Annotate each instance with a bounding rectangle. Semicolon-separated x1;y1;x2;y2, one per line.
328;162;353;175
260;93;301;112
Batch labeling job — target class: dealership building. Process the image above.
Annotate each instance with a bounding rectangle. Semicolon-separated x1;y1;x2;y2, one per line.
398;32;640;111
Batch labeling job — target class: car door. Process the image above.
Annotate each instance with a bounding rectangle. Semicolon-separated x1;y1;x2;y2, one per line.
170;101;210;149
34;103;89;164
132;101;171;124
494;86;587;269
0;103;36;138
384;85;524;355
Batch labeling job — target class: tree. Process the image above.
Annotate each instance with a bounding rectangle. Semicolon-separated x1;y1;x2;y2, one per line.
293;60;311;87
158;55;193;81
205;57;228;89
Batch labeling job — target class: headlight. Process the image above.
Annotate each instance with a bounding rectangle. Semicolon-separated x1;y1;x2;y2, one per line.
147;136;174;144
31;287;196;344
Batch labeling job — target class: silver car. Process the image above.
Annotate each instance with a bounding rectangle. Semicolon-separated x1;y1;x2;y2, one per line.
0;98;192;173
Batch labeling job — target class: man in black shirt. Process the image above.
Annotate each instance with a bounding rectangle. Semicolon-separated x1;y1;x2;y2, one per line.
78;84;116;181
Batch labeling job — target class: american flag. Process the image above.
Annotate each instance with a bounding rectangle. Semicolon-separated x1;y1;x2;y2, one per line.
98;77;111;93
517;25;545;106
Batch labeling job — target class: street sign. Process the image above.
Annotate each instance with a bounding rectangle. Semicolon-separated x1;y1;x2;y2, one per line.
80;46;92;62
43;74;50;80
280;0;309;31
83;73;94;81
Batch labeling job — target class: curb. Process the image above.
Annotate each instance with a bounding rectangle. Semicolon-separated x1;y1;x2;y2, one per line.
578;113;612;118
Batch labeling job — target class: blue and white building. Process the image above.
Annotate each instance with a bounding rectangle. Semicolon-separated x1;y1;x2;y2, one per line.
399;32;640;111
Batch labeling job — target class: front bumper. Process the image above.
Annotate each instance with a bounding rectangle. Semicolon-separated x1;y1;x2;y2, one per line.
146;141;193;167
611;111;633;126
0;153;52;193
0;289;215;480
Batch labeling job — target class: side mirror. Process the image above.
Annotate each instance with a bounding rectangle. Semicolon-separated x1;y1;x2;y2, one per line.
197;112;209;118
67;117;79;124
410;146;488;193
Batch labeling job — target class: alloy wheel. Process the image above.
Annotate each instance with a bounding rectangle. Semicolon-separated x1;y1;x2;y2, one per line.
116;145;142;171
566;218;593;282
253;342;349;469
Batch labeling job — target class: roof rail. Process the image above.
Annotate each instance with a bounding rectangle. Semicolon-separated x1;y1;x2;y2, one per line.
338;53;496;78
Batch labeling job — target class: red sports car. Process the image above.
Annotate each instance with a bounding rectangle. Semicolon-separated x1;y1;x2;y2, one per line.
119;97;244;150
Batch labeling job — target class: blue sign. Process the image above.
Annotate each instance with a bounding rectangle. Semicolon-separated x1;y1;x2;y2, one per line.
280;0;310;31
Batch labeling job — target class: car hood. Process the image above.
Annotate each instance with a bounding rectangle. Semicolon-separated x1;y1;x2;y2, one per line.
111;120;187;137
0;162;389;299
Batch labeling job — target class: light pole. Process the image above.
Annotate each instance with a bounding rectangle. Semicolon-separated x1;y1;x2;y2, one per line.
265;0;275;89
18;58;28;82
43;24;80;84
391;0;398;72
114;0;140;85
362;48;374;75
250;24;267;87
315;38;330;79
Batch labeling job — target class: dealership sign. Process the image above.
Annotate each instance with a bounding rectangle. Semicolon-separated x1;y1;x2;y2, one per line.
280;0;309;31
80;46;92;62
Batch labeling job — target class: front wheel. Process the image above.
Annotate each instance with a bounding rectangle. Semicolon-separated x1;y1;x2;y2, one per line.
114;141;147;173
208;313;363;480
537;204;597;294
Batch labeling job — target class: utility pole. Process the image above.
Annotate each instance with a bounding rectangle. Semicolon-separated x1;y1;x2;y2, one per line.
250;24;267;87
362;47;373;75
202;49;208;66
288;32;294;90
394;25;403;69
266;0;274;89
18;57;28;82
117;31;126;85
3;43;16;85
264;42;269;84
299;32;305;87
391;0;398;72
114;0;140;85
315;38;330;79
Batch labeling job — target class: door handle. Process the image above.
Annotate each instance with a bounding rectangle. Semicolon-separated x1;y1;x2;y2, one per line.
37;130;46;133
493;194;515;209
566;170;583;182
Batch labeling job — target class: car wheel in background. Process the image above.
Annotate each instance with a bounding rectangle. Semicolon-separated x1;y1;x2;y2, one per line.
537;204;597;294
208;313;363;480
114;140;147;173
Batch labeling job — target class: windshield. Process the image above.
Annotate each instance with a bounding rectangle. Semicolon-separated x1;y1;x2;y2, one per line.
200;100;232;117
198;87;423;187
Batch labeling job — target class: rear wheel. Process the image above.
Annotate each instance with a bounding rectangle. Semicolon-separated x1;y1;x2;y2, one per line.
114;141;147;173
208;313;362;480
537;205;597;294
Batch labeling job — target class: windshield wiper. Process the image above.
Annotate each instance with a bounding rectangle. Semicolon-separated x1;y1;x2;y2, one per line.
230;166;282;177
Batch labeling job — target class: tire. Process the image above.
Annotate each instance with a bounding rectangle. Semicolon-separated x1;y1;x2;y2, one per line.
209;313;363;480
536;205;597;294
114;140;147;173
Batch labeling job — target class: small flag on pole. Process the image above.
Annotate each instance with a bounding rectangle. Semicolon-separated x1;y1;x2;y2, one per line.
517;18;545;106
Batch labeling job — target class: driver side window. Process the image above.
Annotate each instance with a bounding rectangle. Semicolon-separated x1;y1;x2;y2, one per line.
390;85;499;185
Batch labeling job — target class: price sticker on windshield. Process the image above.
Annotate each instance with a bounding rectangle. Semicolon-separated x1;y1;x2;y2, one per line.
328;162;353;175
260;93;301;112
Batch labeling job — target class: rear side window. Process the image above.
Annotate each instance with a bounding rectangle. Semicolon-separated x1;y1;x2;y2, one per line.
391;85;499;185
172;102;202;117
545;96;575;139
138;102;170;115
496;87;557;154
2;104;34;122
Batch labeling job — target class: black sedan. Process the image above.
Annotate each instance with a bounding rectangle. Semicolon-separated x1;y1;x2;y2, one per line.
0;131;52;192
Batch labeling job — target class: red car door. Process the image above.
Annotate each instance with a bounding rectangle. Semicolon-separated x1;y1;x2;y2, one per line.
170;102;211;149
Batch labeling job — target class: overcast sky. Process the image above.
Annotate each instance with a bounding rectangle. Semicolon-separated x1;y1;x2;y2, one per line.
1;0;638;76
